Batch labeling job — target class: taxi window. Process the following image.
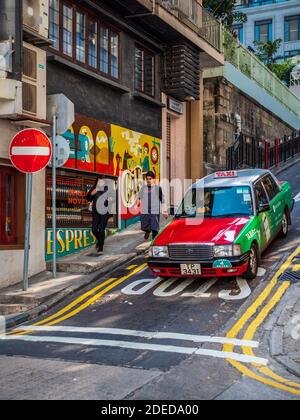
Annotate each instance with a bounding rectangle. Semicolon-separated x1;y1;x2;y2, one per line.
255;181;269;207
263;176;280;201
176;186;253;219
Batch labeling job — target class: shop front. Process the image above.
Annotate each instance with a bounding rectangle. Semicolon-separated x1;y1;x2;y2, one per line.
45;114;161;261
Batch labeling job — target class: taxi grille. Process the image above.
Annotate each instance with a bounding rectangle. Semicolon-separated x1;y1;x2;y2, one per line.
168;244;214;261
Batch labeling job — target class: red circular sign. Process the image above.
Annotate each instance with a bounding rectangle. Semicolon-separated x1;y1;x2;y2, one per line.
10;129;52;174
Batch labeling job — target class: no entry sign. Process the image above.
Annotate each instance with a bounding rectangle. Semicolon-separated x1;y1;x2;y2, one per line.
10;129;52;173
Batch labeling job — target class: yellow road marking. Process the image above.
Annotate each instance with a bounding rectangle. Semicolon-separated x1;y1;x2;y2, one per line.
258;366;300;389
243;282;290;345
8;277;117;336
224;246;300;396
228;360;300;396
12;264;147;334
35;278;117;326
225;246;300;349
292;264;300;272
242;282;300;391
127;265;138;271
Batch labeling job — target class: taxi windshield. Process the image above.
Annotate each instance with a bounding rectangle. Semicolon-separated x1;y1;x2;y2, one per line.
176;186;254;219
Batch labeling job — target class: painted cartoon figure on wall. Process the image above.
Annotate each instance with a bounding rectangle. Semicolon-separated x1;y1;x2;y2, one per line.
62;114;161;225
142;143;150;173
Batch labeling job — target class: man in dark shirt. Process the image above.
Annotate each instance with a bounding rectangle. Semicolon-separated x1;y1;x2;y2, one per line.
137;171;167;240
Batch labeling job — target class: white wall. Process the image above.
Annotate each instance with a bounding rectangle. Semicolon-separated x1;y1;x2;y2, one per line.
0;120;46;289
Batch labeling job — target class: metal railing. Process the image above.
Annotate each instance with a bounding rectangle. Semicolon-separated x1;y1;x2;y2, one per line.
291;70;300;87
226;132;300;171
224;31;300;116
156;0;223;52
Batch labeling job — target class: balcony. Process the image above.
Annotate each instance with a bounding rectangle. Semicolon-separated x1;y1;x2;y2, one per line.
112;0;224;65
156;0;223;53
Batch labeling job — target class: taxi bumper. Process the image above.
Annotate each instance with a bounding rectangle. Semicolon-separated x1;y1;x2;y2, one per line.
148;254;249;278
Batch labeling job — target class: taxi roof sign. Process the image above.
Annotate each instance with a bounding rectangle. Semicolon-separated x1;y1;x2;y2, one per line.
214;171;238;179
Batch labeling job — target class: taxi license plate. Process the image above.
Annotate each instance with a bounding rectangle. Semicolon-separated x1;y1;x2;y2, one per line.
180;264;202;276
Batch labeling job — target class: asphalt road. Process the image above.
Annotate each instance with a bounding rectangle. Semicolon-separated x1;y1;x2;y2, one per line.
0;164;300;401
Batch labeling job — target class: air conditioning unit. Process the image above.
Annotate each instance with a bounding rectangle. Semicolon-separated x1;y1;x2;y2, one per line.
22;42;47;120
23;0;49;39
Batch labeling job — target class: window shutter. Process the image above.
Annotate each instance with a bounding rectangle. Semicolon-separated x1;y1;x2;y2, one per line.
268;22;273;42
255;24;260;42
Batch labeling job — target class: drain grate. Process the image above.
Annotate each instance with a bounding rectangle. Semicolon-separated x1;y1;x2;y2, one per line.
278;270;300;283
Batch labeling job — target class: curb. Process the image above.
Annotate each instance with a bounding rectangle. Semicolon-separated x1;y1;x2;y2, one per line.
5;249;147;330
269;284;300;379
271;157;300;176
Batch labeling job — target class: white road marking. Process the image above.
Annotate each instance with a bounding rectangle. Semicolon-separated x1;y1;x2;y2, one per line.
122;276;253;301
219;279;251;301
183;279;218;298
294;193;300;203
17;326;259;348
153;278;195;297
121;278;162;296
11;147;50;156
6;334;267;366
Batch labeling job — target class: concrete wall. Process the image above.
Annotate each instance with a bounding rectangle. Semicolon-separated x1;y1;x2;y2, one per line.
161;94;188;208
0;120;46;289
47;25;163;140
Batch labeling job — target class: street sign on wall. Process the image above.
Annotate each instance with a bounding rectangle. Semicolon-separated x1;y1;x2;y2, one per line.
10;128;52;173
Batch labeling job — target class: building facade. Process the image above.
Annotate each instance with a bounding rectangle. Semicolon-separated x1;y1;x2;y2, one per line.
203;30;300;172
234;0;300;61
0;0;49;288
0;0;224;288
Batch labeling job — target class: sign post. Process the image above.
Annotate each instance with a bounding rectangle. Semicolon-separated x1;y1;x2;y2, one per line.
47;94;74;279
23;173;33;291
52;115;57;278
10;129;52;291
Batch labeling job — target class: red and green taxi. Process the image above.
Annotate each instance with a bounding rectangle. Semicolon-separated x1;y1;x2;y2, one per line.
148;170;294;280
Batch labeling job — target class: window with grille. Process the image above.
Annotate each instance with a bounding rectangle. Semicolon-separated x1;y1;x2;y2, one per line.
255;20;273;43
285;16;300;42
135;46;155;97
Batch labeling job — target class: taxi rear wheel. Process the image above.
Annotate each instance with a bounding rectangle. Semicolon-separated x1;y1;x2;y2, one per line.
243;244;259;280
279;210;289;238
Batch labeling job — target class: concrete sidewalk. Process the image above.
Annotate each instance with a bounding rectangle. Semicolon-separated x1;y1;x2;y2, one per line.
0;219;170;326
268;283;300;379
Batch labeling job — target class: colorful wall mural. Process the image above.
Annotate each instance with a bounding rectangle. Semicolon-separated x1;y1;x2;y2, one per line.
62;114;161;223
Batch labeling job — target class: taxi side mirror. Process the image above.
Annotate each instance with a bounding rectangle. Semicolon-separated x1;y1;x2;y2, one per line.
258;204;271;214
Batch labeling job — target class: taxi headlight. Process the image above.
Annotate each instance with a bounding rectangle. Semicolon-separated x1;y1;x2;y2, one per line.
214;245;242;258
149;246;169;258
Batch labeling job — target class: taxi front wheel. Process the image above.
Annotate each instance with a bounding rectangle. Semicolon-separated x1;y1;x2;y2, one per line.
243;244;259;280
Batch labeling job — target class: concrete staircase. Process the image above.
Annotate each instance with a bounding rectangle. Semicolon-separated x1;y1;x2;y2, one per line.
0;293;43;316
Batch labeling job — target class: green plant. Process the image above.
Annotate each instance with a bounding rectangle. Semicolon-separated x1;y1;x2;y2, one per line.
269;61;299;85
203;0;247;29
253;39;282;65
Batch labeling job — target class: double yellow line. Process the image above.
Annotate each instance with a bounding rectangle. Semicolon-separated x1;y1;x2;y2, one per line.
12;264;147;336
224;246;300;396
